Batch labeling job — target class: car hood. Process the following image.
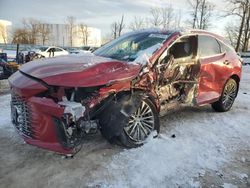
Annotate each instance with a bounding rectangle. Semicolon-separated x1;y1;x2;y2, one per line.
20;54;141;87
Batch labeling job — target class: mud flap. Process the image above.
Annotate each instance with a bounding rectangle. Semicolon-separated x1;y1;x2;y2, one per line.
99;93;142;141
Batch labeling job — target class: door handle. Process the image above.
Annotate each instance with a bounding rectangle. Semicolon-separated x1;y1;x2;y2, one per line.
223;60;230;65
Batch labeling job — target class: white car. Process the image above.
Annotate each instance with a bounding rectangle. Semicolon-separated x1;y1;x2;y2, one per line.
36;46;69;58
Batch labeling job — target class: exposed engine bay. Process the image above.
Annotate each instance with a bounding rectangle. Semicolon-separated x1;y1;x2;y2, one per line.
52;86;107;150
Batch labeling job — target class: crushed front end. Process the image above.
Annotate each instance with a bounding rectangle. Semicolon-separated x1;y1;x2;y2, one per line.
9;71;103;155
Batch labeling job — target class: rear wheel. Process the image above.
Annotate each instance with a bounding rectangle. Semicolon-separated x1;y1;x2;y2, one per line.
118;97;160;148
211;78;238;112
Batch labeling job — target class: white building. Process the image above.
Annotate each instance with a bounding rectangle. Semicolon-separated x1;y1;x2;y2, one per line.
38;23;101;47
0;19;12;44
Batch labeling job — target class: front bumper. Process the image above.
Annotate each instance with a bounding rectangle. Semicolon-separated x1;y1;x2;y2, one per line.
9;71;74;154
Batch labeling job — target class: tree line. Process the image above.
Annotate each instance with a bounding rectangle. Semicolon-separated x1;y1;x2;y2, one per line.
0;0;249;51
110;0;249;52
9;16;90;47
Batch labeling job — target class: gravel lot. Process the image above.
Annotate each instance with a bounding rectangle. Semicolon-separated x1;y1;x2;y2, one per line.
0;67;250;188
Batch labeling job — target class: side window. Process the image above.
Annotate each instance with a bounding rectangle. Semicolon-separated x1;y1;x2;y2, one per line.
218;41;226;53
54;48;63;52
48;48;55;52
198;35;221;57
218;41;233;54
168;36;197;59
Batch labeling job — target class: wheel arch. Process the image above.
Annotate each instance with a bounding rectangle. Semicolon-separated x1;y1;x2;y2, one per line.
131;88;160;112
97;89;159;142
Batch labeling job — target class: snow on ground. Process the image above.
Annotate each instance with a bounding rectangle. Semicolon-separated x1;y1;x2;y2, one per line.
88;67;250;187
0;67;250;188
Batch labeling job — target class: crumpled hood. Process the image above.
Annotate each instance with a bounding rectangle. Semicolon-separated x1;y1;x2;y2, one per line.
20;54;141;87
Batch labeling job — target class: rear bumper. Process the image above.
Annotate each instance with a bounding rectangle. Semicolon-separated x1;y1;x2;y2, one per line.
9;71;74;154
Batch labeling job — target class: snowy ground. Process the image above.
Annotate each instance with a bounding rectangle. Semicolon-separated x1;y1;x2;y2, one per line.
0;67;250;188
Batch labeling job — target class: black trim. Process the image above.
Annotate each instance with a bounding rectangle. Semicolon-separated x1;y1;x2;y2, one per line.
19;70;54;92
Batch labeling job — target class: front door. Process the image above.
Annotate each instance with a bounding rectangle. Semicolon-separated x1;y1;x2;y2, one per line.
156;35;200;113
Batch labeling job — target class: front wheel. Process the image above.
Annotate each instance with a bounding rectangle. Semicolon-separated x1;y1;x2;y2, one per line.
118;97;160;148
211;78;238;112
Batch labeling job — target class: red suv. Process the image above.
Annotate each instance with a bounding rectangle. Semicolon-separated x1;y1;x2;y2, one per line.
9;29;242;155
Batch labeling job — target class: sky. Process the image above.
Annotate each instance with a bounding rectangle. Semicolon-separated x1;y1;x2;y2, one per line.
0;0;233;38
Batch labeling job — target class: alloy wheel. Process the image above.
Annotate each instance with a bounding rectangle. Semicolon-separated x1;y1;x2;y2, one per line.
124;100;155;143
222;80;237;110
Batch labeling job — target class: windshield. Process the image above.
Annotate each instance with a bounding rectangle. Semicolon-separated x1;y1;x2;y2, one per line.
94;32;170;62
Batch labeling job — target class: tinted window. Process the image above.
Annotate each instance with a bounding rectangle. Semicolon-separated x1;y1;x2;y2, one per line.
54;48;63;52
39;47;48;52
198;36;221;57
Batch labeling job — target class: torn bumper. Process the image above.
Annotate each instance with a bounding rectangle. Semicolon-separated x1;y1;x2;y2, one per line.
9;71;74;154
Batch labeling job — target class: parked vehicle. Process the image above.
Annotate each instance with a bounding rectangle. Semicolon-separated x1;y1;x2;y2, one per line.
63;47;91;55
81;46;98;52
240;51;250;65
0;53;19;80
35;46;69;58
9;29;242;155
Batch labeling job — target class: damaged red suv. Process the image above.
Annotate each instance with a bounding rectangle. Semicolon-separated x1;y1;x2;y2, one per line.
9;29;242;155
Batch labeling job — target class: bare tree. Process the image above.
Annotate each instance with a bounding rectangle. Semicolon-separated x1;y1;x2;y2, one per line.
111;15;125;39
242;5;250;51
118;15;125;37
0;24;7;44
66;16;76;47
187;0;214;29
149;7;162;27
79;23;89;46
22;18;41;44
225;0;250;52
39;24;51;45
111;22;119;39
198;0;214;29
12;28;30;44
161;5;174;30
174;10;182;29
188;0;200;28
225;22;239;47
129;16;145;31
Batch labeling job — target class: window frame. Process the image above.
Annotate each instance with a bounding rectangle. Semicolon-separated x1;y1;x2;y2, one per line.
158;34;198;63
54;47;63;52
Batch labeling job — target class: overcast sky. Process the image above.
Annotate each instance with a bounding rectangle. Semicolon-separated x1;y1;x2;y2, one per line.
0;0;232;37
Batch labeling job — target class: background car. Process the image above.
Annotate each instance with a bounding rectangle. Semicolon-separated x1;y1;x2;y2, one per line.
240;51;250;65
9;29;242;155
0;53;19;80
35;46;69;58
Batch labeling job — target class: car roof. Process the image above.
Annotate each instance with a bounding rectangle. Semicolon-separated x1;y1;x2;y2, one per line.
128;28;226;42
124;28;179;37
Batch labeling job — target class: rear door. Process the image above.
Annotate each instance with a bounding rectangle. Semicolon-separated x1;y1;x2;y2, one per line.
197;35;232;105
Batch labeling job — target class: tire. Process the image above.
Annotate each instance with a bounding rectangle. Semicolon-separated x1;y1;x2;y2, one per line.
118;97;160;148
211;78;238;112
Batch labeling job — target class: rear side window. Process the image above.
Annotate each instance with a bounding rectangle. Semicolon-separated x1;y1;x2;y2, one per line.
198;35;221;57
55;48;63;52
218;41;233;54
